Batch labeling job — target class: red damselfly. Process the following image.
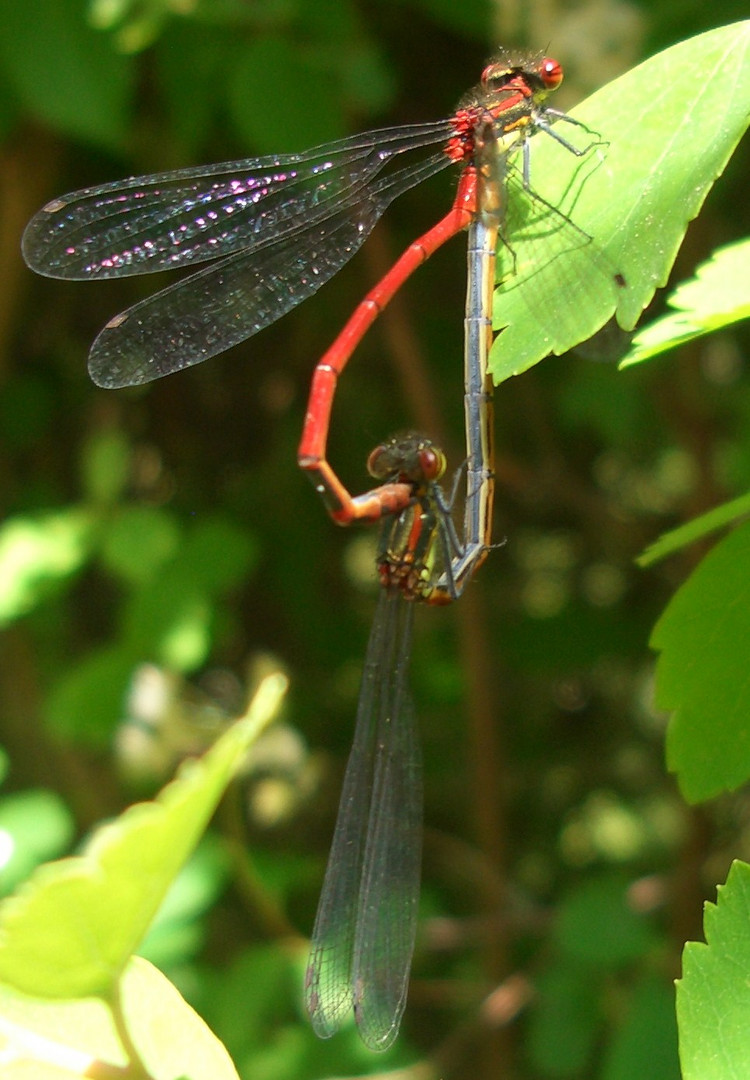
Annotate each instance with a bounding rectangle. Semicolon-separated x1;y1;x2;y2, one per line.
305;432;493;1050
22;51;610;524
303;170;499;1047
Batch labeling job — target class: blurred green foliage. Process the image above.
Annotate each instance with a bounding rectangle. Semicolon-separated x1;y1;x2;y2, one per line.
0;1;749;1078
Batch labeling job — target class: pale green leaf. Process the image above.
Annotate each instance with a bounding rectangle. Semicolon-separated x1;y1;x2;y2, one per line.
0;956;240;1079
0;509;96;627
0;674;287;998
622;239;750;367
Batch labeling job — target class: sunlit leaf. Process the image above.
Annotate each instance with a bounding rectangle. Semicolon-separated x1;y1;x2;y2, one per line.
678;860;750;1080
0;509;95;627
0;956;240;1079
0;791;75;897
491;21;750;380
622;239;750;367
0;673;286;997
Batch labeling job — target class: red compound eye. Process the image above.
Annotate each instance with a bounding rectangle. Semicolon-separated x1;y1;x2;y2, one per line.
539;57;563;89
417;447;446;482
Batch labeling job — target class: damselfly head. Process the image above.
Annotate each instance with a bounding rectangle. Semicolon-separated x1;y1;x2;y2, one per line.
479;52;564;99
447;51;566;162
367;433;447;487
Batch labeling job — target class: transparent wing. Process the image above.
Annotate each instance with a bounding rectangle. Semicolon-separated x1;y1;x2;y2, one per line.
305;589;422;1050
83;154;449;387
352;600;422;1051
493;155;627;363
21;122;452;280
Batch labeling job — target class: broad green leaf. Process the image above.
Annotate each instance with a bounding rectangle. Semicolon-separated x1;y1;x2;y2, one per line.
601;976;680;1080
0;673;286;998
0;509;96;627
228;36;345;152
0;956;240;1079
0;0;133;150
653;520;750;802
556;876;654;966
45;645;137;744
491;21;750;381
622;239;750;367
100;506;181;585
179;516;257;592
638;491;750;567
154;20;230;154
338;41;397;116
527;966;600;1077
206;945;300;1051
678;860;750;1080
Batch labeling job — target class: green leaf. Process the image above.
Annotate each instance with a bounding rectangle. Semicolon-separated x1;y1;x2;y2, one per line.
140;838;230;968
601;976;680;1080
45;645;137;744
80;429;131;506
491;21;750;381
153;20;230;154
0;956;240;1079
123;575;213;672
0;673;286;998
117;516;257;671
179;516;257;592
0;791;75;896
556;875;654;966
227;36;345;152
206;945;299;1053
653;520;750;802
678;860;750;1080
527;966;601;1077
90;0;170;52
0;509;96;627
638;491;750;567
0;0;134;150
622;238;750;367
100;506;181;585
